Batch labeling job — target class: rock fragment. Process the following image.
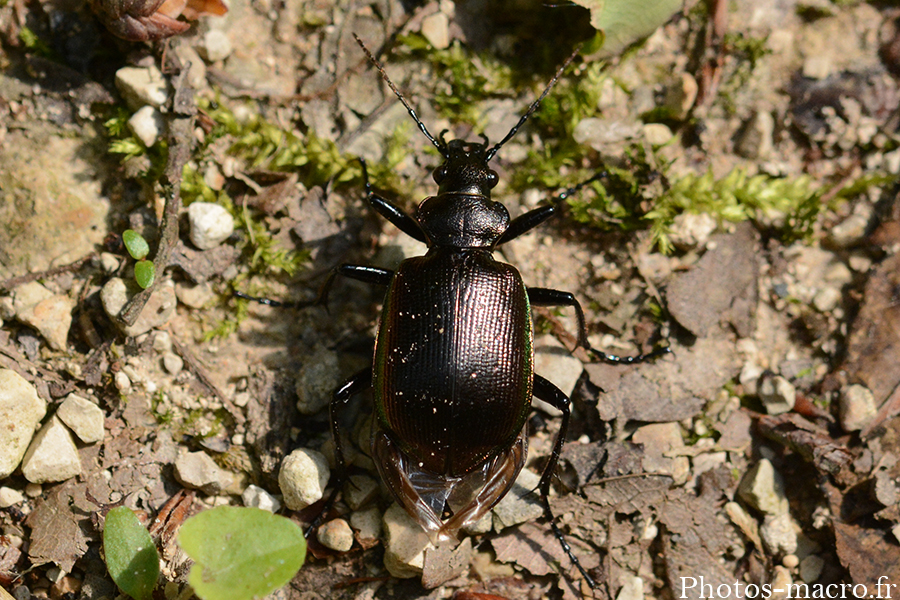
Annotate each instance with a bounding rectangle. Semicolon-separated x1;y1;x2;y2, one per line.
839;384;876;432
492;468;543;531
13;282;74;351
21;416;82;484
317;518;354;552
174;451;241;495
278;448;330;510
383;504;432;578
241;484;281;513
188;202;234;250
57;394;105;444
0;369;47;478
738;458;789;516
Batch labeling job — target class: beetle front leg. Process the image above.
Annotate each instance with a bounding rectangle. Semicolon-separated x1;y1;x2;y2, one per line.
533;374;597;589
359;157;428;243
497;172;608;245
306;368;372;538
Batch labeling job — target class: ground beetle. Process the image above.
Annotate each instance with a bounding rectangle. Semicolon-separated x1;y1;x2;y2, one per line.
250;37;668;589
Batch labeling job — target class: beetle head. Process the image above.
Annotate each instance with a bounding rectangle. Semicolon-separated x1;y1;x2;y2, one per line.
432;137;499;197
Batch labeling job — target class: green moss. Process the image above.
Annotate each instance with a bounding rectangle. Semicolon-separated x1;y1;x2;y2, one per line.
199;98;358;187
18;26;54;59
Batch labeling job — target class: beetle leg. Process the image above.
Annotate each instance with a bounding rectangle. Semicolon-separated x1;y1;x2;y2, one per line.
533;374;598;590
528;287;588;349
305;368;372;538
527;287;672;365
359;157;429;243
497;172;609;245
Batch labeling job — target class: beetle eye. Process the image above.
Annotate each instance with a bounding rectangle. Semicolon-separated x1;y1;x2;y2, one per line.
433;165;447;184
486;170;499;188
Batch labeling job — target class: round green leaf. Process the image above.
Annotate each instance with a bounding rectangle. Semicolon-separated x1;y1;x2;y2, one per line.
178;507;306;600
573;0;682;57
134;260;155;289
103;506;160;600
122;229;150;260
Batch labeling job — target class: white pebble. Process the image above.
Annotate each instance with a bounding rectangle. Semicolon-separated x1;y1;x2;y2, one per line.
128;106;164;147
278;448;330;510
188;202;234;250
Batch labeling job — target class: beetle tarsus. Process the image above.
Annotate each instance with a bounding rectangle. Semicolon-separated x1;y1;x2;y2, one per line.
234;291;313;309
590;344;672;365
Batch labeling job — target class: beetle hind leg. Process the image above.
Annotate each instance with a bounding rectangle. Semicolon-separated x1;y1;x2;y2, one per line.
533;374;599;589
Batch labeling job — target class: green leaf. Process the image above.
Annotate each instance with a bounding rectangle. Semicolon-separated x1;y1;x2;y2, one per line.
134;260;155;289
178;507;306;600
103;507;160;600
123;230;150;260
573;0;683;57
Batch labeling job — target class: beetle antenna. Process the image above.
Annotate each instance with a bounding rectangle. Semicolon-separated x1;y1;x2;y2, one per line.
353;34;447;157
484;46;581;162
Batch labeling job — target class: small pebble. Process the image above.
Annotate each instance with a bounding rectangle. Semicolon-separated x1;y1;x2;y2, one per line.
201;30;233;62
492;468;543;531
175;281;215;308
99;252;121;273
0;486;25;508
839;384;876;432
21;416;82;484
114;370;132;393
128;106;164;147
782;554;799;569
350;506;382;542
758;374;796;415
760;512;798;556
344;474;379;510
241;484;281;513
317;518;354;552
152;331;172;353
382;504;432;578
738;458;789;516
162;352;184;374
642;123;673;146
295;350;340;415
25;482;43;497
56;394;105;444
420;12;450;50
189;202;234;250
13;281;74;351
799;554;825;583
115;65;168;109
0;369;47;479
616;576;645;600
174;451;241;495
278;448;330;510
101;278;177;337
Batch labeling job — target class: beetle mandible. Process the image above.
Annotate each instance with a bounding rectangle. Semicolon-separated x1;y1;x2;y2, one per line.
309;36;669;589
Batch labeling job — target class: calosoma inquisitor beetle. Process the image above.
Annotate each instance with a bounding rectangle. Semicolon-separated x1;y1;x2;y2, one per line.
322;36;669;589
247;37;669;589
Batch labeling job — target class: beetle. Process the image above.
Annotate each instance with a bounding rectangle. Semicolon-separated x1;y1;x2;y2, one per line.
243;37;669;588
302;37;669;589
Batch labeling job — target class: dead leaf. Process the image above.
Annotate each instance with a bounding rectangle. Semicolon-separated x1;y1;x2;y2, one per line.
667;223;759;338
587;337;738;423
491;521;600;580
834;520;900;584
25;480;95;571
841;251;900;419
757;412;852;474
